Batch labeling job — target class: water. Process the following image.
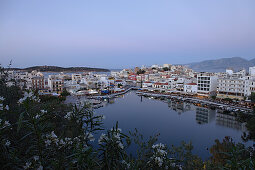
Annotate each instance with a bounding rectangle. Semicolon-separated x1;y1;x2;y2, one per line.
96;91;253;159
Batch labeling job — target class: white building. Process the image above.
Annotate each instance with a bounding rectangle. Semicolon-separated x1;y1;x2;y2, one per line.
244;76;255;97
184;83;197;94
217;77;245;100
99;77;110;88
167;78;177;90
152;82;169;90
197;73;218;96
114;80;126;87
226;68;234;76
217;74;255;100
142;81;153;88
175;78;185;92
249;66;255;77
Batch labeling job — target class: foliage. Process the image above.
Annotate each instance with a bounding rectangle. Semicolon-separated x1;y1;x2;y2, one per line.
237;107;255;141
163;67;170;71
209;136;255;169
211;95;216;100
61;88;70;97
244;116;255;141
223;98;233;102
251;92;255;103
136;69;145;75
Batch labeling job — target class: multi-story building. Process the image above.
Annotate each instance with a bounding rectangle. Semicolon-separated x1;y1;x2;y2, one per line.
32;76;45;90
216;67;255;99
184;83;197;94
13;70;44;90
72;74;82;83
217;77;245;100
48;75;64;93
244;76;255;97
249;66;255;77
197;73;218;97
175;78;185;92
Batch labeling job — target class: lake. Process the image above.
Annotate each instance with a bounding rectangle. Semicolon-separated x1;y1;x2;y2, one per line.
96;91;253;159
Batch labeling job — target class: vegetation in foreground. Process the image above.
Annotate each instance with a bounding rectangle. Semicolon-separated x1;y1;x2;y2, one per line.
0;66;255;169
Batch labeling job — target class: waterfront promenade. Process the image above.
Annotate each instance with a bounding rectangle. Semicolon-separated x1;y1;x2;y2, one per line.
136;91;252;113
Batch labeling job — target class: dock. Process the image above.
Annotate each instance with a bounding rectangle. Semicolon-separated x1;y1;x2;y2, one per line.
91;87;139;99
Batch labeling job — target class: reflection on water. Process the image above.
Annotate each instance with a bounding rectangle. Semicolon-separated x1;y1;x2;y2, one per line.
196;107;215;124
68;91;247;131
75;91;251;159
167;100;196;114
162;97;245;130
216;112;246;131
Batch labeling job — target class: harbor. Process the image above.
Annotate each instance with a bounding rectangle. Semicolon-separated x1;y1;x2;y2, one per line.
136;91;252;113
90;86;139;99
96;91;252;159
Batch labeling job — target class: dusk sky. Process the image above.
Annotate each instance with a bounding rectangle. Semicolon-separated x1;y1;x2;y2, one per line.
0;0;255;69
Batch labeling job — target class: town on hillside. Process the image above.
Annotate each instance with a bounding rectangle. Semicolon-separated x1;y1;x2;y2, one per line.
4;64;255;110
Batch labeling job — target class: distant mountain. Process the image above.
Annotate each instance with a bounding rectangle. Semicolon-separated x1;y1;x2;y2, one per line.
8;66;110;72
186;57;255;72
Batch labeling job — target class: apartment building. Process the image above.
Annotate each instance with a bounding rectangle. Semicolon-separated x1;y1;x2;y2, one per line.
71;74;82;83
249;66;255;77
217;77;245;100
244;76;255;97
32;76;45;90
48;75;64;93
197;73;218;97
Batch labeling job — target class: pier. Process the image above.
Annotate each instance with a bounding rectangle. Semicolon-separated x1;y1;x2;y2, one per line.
91;86;139;99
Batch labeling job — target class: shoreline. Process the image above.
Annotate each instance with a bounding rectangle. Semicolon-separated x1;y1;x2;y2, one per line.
136;91;252;113
72;87;252;114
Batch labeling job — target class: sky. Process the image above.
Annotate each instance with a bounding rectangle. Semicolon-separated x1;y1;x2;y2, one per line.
0;0;255;69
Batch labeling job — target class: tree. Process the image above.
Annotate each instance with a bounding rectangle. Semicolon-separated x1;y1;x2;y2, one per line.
209;136;254;169
136;69;145;75
61;88;70;97
163;67;169;71
251;92;255;103
211;95;216;100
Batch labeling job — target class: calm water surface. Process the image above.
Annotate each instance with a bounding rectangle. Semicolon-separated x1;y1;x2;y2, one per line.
96;91;253;159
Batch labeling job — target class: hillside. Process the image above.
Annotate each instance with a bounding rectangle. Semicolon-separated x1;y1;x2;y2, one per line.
186;57;255;72
8;66;110;72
